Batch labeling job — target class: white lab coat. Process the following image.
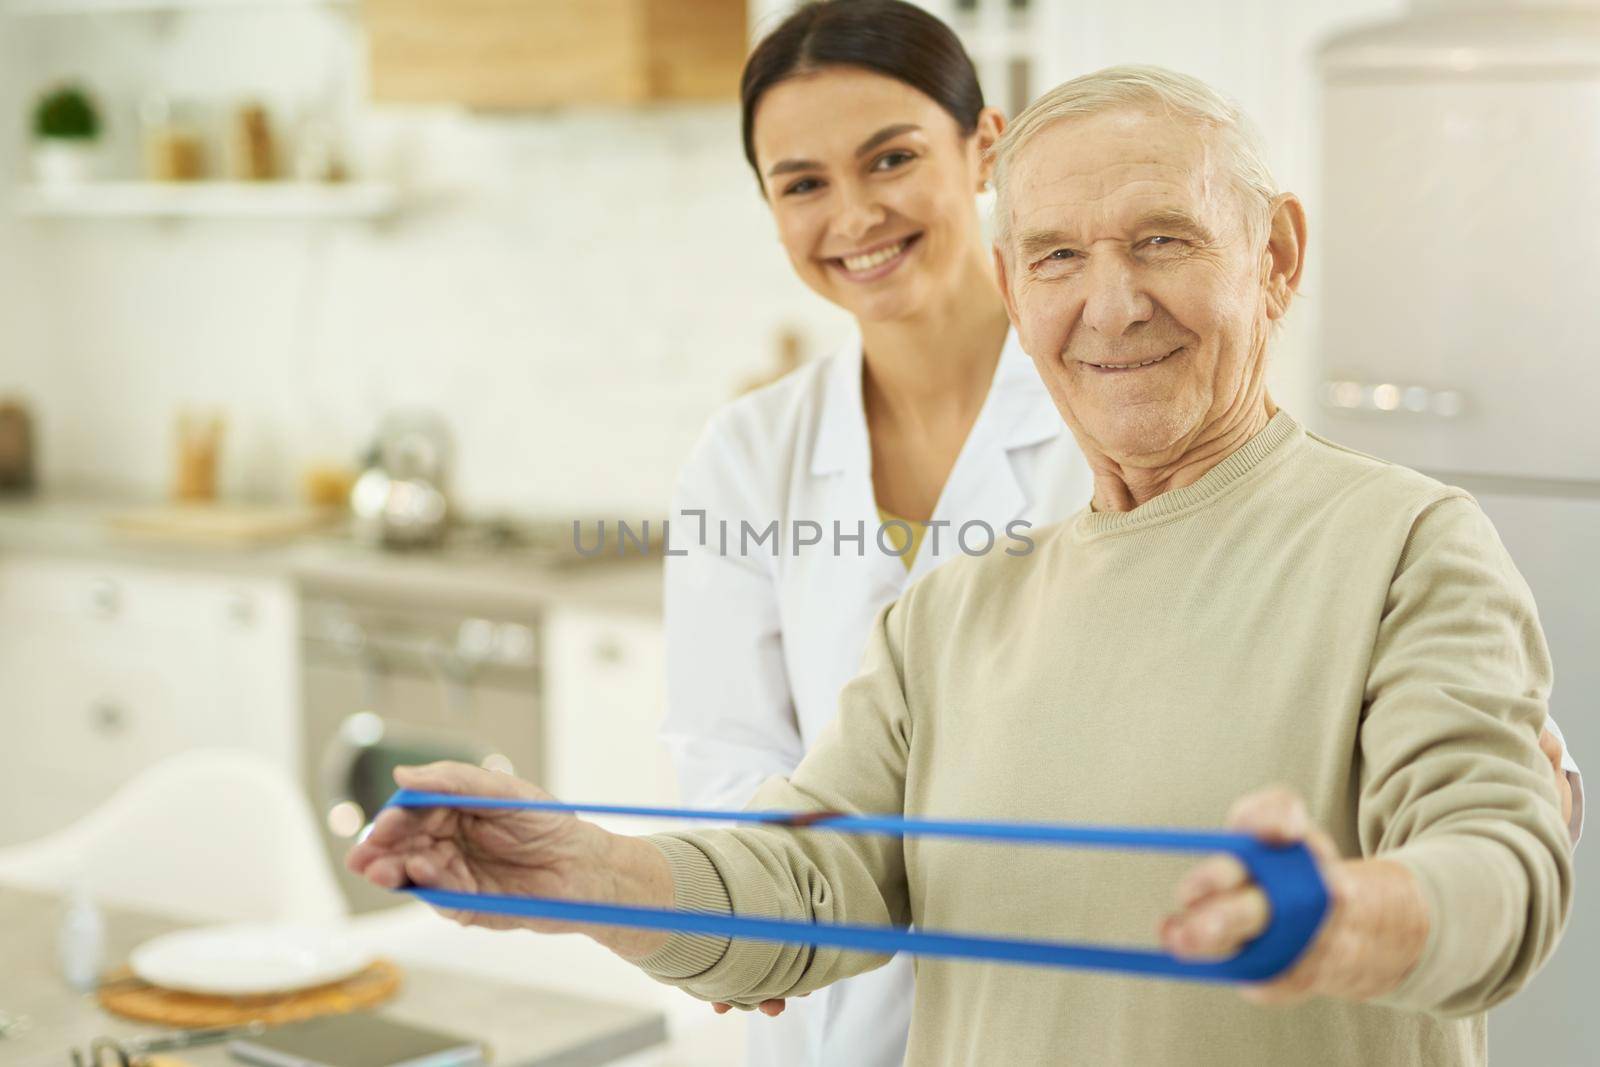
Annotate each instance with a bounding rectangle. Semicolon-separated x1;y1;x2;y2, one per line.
661;326;1093;1067
661;326;1584;1067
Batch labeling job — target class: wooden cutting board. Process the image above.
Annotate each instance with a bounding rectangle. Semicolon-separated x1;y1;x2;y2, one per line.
97;959;401;1027
106;504;341;546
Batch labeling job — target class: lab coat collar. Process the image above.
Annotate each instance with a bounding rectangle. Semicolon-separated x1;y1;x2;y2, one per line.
808;324;1062;478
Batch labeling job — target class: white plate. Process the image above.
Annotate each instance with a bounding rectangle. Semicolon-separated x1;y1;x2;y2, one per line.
129;922;375;996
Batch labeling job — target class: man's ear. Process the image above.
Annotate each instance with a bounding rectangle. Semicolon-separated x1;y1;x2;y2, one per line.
974;107;1006;190
1263;193;1307;322
993;243;1021;329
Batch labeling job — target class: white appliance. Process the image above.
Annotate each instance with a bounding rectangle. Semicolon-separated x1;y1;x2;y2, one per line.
1318;3;1599;1062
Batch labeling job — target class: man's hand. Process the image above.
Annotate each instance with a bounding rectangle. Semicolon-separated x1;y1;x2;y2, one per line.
1540;726;1574;830
1159;787;1430;1005
346;761;676;960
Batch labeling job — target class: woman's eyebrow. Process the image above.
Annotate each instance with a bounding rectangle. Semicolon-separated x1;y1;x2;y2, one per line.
854;123;921;158
767;157;820;178
764;123;923;178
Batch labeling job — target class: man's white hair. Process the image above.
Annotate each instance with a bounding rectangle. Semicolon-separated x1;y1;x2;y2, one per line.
990;65;1278;248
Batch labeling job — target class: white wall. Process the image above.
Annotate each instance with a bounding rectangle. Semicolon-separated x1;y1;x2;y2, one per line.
2;7;851;515
2;2;1404;517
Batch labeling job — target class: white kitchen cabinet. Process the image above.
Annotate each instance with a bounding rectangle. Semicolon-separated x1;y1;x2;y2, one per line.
540;605;675;808
0;553;299;847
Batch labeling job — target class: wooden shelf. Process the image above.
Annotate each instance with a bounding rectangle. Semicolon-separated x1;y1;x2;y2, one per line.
14;181;400;219
6;0;353;16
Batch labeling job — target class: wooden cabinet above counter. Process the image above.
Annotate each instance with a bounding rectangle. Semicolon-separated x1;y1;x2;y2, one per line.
365;0;748;109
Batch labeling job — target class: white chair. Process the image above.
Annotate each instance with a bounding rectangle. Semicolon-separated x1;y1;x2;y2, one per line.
0;748;346;924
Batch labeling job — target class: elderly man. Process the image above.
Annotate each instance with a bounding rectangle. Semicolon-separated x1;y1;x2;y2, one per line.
350;67;1573;1065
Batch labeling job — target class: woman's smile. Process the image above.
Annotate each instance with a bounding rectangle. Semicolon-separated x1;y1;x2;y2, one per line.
825;232;924;282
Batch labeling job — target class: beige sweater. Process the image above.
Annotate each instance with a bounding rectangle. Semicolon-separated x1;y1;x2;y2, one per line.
636;412;1572;1066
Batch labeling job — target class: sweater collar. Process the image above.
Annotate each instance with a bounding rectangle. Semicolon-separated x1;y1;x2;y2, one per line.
1075;410;1303;537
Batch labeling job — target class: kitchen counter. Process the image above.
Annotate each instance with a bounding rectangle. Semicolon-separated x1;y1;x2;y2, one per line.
0;886;667;1067
0;492;663;615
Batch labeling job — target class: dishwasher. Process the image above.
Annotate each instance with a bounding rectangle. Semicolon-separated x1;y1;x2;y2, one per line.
301;592;543;913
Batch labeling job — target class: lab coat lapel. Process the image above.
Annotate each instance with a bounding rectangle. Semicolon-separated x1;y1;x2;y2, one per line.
808;329;909;601
906;329;1063;583
809;327;868;480
809;326;1064;591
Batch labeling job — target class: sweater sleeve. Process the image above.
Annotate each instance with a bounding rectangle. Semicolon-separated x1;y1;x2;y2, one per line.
1359;493;1574;1016
630;598;915;1006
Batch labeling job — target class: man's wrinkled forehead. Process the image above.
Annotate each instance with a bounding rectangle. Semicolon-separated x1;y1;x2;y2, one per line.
1005;110;1228;241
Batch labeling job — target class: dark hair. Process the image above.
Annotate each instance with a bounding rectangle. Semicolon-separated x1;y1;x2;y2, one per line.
740;0;985;183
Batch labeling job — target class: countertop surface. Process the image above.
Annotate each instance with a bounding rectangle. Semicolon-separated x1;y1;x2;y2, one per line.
0;493;663;615
0;885;668;1067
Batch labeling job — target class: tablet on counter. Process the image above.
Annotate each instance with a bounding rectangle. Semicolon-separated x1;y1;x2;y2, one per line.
226;1012;486;1067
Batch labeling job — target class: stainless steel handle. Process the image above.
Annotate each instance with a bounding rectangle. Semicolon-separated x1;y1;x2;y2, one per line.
452;619;537;668
1321;380;1464;417
324;623;440;664
89;700;127;735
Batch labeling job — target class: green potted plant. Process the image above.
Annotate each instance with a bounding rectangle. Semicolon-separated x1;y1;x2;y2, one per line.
32;83;102;184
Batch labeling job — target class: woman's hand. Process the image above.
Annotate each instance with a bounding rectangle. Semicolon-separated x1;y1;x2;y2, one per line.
345;761;675;960
712;998;792;1016
1539;726;1574;830
1159;787;1430;1005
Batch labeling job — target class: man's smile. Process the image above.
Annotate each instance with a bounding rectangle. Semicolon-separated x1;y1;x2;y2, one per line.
1079;348;1183;372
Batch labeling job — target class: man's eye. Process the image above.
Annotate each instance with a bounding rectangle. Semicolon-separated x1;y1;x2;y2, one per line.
1031;248;1078;273
872;150;915;171
1147;235;1181;247
783;177;822;196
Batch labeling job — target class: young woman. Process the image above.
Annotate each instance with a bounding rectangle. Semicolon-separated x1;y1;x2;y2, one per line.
660;6;1074;1064
659;3;1582;1066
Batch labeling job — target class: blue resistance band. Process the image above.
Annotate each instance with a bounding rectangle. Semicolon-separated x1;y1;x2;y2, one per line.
382;789;1329;985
